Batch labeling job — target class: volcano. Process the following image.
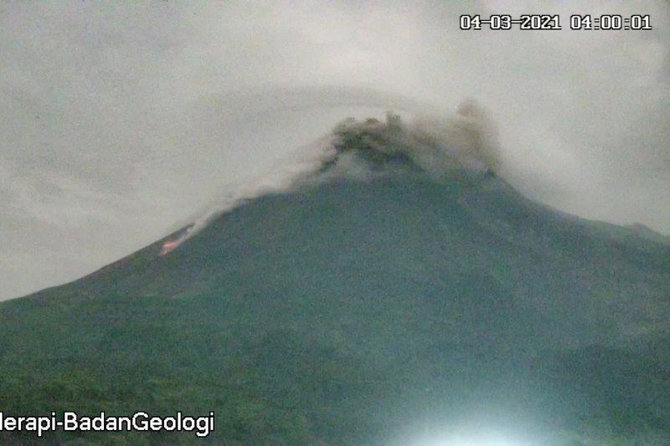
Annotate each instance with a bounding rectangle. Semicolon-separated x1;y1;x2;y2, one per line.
1;115;669;445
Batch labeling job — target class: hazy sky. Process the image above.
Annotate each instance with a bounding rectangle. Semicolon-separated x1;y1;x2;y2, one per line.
2;1;669;301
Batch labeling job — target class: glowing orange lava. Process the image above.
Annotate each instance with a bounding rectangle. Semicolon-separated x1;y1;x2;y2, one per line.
160;239;181;256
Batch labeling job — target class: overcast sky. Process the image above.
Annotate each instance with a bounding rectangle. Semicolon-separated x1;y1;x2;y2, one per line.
2;1;669;301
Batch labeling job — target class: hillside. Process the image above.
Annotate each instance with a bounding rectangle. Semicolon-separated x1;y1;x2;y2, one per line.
1;127;669;445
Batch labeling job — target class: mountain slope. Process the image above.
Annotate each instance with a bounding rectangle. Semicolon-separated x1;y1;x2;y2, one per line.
1;127;669;445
